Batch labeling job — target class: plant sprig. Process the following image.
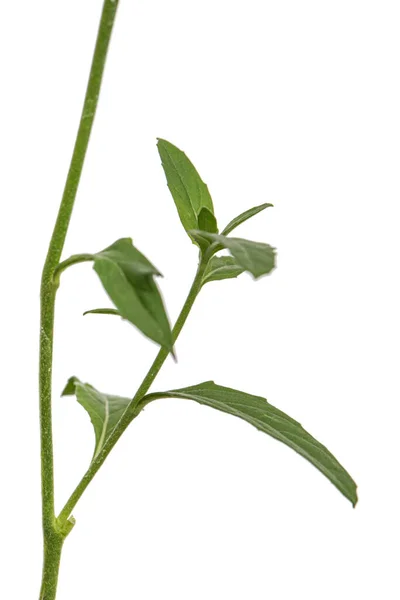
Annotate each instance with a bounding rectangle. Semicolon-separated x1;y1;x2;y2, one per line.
38;1;357;598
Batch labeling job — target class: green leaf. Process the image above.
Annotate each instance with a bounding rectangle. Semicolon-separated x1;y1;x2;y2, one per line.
190;231;276;279
202;256;245;285
62;377;132;460
222;203;273;236
95;238;161;277
157;139;216;241
93;238;172;350
143;382;357;506
83;308;121;317
189;230;215;251
197;207;218;233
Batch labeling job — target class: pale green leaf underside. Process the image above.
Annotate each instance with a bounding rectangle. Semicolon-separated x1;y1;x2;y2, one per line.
157;139;216;240
190;231;276;279
222;203;273;236
143;381;357;506
62;378;132;460
202;256;245;285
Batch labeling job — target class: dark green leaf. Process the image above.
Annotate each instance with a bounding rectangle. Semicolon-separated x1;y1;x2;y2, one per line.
222;203;273;236
190;231;276;279
62;377;132;460
157;139;215;241
143;382;357;506
202;256;244;285
93;238;172;350
83;308;121;317
197;207;218;233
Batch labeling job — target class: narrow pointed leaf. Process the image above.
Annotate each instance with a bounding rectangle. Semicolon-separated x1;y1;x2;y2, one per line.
62;378;132;459
93;238;172;350
190;231;276;279
143;382;357;506
222;203;273;236
202;256;245;285
157;139;216;242
83;308;121;317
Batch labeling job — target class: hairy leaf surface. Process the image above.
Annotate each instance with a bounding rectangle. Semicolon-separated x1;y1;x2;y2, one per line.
143;382;357;506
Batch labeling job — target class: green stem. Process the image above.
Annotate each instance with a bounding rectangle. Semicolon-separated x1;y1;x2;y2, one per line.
58;255;209;524
38;534;64;600
39;1;120;598
53;253;94;288
54;254;94;280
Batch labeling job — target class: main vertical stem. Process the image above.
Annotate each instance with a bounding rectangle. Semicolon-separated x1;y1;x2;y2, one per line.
38;535;64;600
39;1;120;598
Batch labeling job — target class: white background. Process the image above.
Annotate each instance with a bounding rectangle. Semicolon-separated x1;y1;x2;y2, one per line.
1;0;399;598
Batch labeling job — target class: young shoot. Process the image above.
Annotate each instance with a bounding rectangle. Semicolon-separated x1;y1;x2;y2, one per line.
37;1;357;598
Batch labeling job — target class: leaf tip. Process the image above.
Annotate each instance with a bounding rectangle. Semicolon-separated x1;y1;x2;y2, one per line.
62;376;79;396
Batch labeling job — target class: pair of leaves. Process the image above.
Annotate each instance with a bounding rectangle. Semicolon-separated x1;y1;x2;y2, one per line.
65;377;357;506
158;139;275;281
85;238;173;351
157;138;218;238
158;138;274;244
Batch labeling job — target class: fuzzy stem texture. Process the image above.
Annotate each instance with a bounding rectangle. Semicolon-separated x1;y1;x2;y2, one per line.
38;1;120;598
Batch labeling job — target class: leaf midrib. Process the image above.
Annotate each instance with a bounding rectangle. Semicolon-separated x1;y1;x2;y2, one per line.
164;146;198;221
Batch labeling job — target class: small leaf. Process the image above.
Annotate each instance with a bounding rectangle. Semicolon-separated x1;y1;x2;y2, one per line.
157;139;216;242
190;231;276;279
62;378;132;459
189;230;215;251
202;256;244;285
197;207;218;234
93;238;172;350
222;203;273;236
143;382;357;506
83;308;121;317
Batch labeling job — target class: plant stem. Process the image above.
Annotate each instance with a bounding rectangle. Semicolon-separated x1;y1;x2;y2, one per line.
58;255;209;524
39;1;120;598
38;534;64;600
